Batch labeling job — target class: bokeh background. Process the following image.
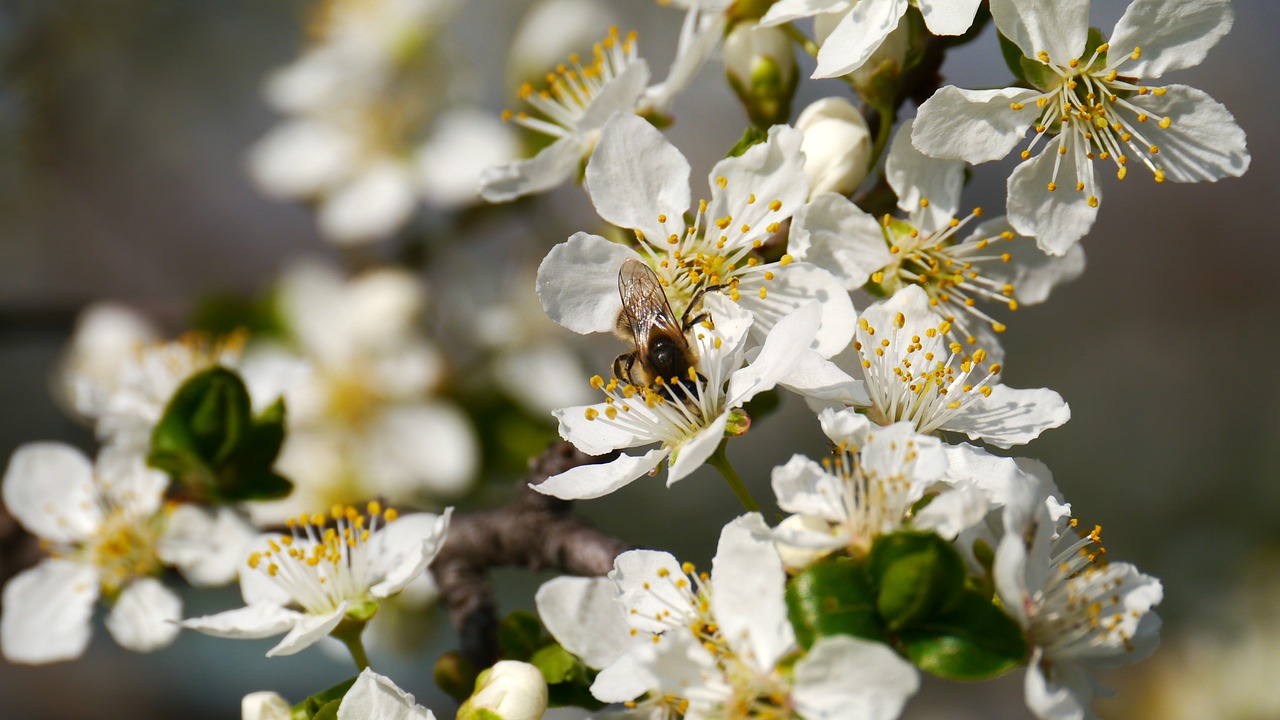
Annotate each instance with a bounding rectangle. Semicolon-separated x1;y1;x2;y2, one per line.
0;0;1276;717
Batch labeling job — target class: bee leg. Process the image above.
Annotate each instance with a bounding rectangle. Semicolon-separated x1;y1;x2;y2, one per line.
611;353;637;385
682;282;730;331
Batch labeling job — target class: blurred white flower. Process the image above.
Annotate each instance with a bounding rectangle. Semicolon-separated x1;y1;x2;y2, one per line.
506;0;617;91
56;302;158;418
244;261;477;525
795;96;872;197
242;692;291;720
183;503;450;658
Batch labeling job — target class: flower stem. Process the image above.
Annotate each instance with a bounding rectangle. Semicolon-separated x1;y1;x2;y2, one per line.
868;99;896;170
332;619;371;671
779;22;820;60
707;439;760;513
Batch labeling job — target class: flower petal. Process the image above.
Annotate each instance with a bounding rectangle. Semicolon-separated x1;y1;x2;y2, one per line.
666;411;728;485
478;134;588;203
771;455;846;522
338;668;435;720
536;233;639;335
1024;650;1092;720
105;577;182;653
535;576;631;669
317;161;417;246
417;107;519;209
643;11;721;114
1110;0;1233;78
737;263;854;359
727;301;823;405
1006;137;1099;256
555;400;654;457
950;384;1070;449
917;0;982;35
369;510;453;599
813;0;909;79
576;58;651;132
790;192;891;290
989;0;1088;67
759;0;850;26
967;218;1086;305
361;404;478;498
711;513;794;671
248;119;357;199
267;603;347;657
585;113;691;245
1126;84;1250;183
1;559;98;664
158;505;258;588
2;442;100;544
886;119;965;232
182;603;300;640
912;86;1041;163
793;635;920;720
533;448;668;500
610;549;690;635
777;349;869;406
706;124;808;251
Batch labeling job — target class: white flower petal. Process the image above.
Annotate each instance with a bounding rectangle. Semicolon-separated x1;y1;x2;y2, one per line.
1;559;98;664
1126;84;1250;183
736;265;853;359
777;349;869;406
706;125;808;249
318;162;418;245
771;455;847;521
886;119;965;231
912;86;1041;163
242;691;292;720
182;603;301;640
711;514;793;671
611;549;689;635
989;0;1088;67
1024;650;1092;720
267;603;347;657
536;576;632;669
967;218;1086;305
576;58;652;132
2;442;101;544
759;0;850;26
248;119;357;199
533;448;668;500
555;400;653;457
949;384;1070;448
792;635;920;720
417;107;519;209
727;300;824;406
362;404;478;498
1006;139;1099;256
643;11;720;114
158;505;258;588
369;510;452;599
912;484;993;540
105;577;182;653
591;634;719;704
339;668;435;720
790;193;891;290
917;0;982;35
585;113;691;245
1110;0;1233;78
666;412;728;485
536;233;639;335
481;133;587;204
813;0;909;79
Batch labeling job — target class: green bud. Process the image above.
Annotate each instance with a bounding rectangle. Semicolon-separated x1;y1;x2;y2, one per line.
724;21;798;128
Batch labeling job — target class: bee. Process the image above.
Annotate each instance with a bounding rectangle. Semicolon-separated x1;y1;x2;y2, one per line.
612;259;716;396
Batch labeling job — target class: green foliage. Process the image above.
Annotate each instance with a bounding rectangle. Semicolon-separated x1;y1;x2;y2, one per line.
147;366;292;503
291;676;358;720
786;556;881;649
435;651;479;702
785;530;1027;681
497;610;544;661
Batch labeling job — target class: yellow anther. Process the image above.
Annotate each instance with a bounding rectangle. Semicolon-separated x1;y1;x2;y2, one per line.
1158;116;1172;129
779;254;793;266
585;407;599;420
768;199;782;211
716;175;727;188
1087;195;1099;207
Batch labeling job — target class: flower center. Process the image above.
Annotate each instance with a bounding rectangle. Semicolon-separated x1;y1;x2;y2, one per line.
855;311;1000;435
87;509;164;597
247;502;397;615
503;26;639;138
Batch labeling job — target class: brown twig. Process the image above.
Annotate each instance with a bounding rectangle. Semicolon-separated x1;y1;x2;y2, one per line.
430;441;631;668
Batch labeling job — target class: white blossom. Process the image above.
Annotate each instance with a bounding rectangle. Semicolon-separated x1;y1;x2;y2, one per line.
339;668;437;720
912;0;1248;254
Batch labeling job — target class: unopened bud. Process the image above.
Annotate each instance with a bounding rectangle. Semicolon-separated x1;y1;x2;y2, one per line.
724;21;798;128
796;97;872;197
458;660;549;720
241;692;290;720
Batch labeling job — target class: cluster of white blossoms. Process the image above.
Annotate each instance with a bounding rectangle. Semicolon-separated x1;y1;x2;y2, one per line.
0;0;1250;718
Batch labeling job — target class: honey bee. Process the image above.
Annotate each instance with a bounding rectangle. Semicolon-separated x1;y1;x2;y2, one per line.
612;259;714;395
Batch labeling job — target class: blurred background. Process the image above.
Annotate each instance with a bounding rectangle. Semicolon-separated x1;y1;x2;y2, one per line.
0;0;1276;717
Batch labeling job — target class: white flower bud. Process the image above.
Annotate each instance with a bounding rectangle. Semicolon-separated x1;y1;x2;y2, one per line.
242;692;291;720
796;97;872;197
723;21;797;127
459;660;549;720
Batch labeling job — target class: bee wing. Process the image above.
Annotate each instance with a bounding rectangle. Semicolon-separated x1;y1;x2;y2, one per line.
618;259;683;345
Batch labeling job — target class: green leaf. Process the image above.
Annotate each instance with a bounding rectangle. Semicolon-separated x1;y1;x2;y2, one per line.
868;532;967;631
497;610;544;661
896;590;1028;680
786;556;882;649
727;126;768;158
530;643;583;685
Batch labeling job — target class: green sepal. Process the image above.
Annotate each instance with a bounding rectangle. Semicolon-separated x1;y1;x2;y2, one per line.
724;408;752;437
896;590;1028;680
868;531;967;631
997;31;1031;85
147;366;293;503
291;676;358;719
727;126;769;158
786;556;882;649
496;610;545;662
531;643;583;685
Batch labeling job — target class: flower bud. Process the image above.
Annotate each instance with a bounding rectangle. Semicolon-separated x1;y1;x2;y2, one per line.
796;97;872;197
724;21;797;128
241;692;290;720
458;660;549;720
